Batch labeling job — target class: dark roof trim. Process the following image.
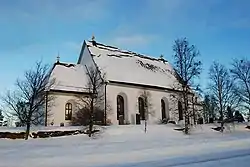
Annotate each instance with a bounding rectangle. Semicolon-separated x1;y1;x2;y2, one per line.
49;89;91;95
108;80;187;94
77;40;87;64
49;62;76;74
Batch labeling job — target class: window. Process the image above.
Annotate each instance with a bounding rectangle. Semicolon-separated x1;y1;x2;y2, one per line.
65;103;72;120
117;95;125;120
138;97;145;120
161;99;166;120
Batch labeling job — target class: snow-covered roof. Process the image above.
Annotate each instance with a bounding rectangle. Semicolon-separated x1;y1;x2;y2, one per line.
49;63;88;93
85;40;179;89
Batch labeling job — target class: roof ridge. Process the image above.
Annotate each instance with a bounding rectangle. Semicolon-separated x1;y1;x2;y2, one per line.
55;62;76;68
86;40;168;63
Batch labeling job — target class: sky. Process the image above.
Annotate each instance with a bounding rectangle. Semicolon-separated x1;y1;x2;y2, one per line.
0;0;250;94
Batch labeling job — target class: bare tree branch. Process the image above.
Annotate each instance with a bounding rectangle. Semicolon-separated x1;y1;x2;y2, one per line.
208;61;236;132
230;58;250;120
73;65;110;137
172;38;202;134
1;61;55;139
139;90;155;133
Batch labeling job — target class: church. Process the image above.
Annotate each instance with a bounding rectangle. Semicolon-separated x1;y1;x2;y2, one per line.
46;37;202;126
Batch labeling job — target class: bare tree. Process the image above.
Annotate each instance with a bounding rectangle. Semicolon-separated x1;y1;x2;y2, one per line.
74;65;108;137
1;61;55;140
0;109;4;126
172;38;202;134
202;94;217;123
208;62;234;132
139;90;154;133
202;95;210;123
230;58;250;120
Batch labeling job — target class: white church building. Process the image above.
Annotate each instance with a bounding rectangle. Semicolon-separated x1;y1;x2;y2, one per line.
46;38;202;126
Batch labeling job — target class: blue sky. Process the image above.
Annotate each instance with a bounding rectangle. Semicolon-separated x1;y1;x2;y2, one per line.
1;0;250;93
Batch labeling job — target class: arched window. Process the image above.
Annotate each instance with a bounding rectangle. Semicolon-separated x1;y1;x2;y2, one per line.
65;103;72;120
138;97;145;120
161;99;166;120
117;95;125;124
178;101;183;121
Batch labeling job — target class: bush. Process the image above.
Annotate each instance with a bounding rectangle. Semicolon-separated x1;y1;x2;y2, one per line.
0;130;85;139
212;126;224;131
234;111;245;122
0;132;26;139
160;118;169;124
197;117;203;124
168;120;176;124
71;106;105;126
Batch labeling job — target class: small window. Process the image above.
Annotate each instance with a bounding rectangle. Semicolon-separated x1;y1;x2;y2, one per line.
117;95;125;120
65;103;72;120
161;99;166;120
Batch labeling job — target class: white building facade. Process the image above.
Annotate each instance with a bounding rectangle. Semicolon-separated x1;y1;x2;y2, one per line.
47;39;201;126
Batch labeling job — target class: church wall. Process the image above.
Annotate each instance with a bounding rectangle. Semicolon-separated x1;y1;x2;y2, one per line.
47;92;80;126
106;84;179;125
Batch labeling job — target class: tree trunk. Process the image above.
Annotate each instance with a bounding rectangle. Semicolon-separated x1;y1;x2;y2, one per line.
25;121;31;140
220;120;224;132
192;96;196;125
220;109;224;132
89;97;94;137
45;92;48;126
183;86;189;134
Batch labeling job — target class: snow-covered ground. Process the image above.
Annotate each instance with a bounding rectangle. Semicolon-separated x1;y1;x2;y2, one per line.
0;124;250;167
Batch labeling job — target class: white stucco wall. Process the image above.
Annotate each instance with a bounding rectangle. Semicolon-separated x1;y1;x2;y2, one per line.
47;92;80;126
48;84;202;126
105;83;179;125
78;42;97;73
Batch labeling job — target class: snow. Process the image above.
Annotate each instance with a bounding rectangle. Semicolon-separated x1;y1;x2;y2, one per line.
49;41;183;92
49;63;89;92
86;41;180;89
1;124;250;167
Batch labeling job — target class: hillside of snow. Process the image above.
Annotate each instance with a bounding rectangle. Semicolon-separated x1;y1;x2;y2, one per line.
1;124;250;167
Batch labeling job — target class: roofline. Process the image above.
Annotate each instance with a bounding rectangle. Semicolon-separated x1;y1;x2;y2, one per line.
108;80;192;94
48;89;91;95
49;62;76;74
77;40;87;64
85;40;169;63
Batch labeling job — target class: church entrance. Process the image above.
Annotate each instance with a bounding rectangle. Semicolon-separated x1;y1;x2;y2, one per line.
117;95;125;125
161;99;166;120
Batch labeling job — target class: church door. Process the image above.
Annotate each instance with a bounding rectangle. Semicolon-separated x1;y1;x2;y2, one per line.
161;99;166;120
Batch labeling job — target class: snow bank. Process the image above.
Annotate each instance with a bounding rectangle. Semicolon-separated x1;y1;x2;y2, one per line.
1;124;250;167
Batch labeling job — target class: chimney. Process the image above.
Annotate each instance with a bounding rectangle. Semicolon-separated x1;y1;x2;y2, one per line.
92;35;97;47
